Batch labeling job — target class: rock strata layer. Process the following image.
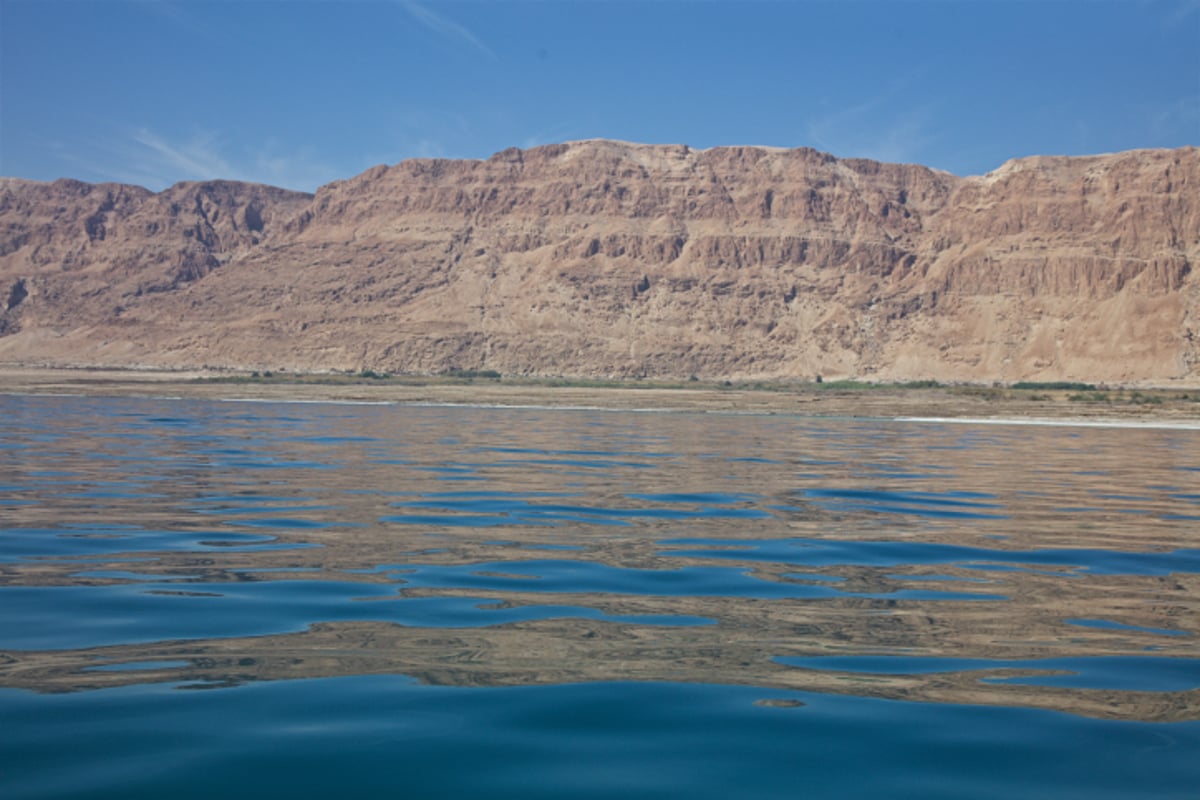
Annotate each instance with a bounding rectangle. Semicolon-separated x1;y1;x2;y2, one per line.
1;140;1196;383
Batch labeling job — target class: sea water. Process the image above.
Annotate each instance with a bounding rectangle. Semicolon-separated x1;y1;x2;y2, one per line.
1;393;1197;798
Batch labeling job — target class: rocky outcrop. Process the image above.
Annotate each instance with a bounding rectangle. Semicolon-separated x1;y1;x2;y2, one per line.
0;141;1196;383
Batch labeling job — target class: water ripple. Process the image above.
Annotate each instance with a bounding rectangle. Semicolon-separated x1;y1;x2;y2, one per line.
1;394;1198;798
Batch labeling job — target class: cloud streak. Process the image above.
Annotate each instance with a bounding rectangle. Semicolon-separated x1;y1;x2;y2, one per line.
132;129;233;181
1150;95;1200;139
399;0;496;59
806;98;938;166
57;127;339;192
1162;0;1200;26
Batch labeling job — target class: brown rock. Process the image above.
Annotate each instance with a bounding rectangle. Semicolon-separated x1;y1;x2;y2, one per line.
0;141;1196;383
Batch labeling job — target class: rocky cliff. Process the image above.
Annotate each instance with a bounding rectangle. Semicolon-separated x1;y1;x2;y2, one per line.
1;140;1196;383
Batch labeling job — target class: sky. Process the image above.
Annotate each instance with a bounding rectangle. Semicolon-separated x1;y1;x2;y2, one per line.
1;0;1197;192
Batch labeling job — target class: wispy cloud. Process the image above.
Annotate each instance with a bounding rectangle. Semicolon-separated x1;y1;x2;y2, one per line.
53;127;339;192
521;122;582;151
1161;0;1200;26
800;66;943;166
805;97;938;166
398;1;496;59
247;141;344;192
132;129;233;181
1150;94;1200;139
133;2;200;30
363;107;479;165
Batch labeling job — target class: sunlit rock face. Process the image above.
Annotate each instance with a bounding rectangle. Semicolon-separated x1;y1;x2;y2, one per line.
1;142;1196;384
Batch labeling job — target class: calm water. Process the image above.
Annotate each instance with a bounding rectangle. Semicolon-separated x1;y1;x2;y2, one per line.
1;393;1198;798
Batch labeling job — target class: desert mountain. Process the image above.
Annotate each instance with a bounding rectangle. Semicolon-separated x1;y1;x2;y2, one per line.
1;140;1197;383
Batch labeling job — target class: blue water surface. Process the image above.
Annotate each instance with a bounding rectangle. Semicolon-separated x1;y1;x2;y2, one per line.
3;678;1199;800
1;393;1198;798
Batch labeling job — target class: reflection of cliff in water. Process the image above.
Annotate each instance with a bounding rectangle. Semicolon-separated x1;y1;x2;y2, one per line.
0;396;1197;722
5;610;1198;722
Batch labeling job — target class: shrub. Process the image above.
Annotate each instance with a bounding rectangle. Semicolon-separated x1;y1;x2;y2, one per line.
442;369;501;380
1129;392;1163;405
1013;381;1097;391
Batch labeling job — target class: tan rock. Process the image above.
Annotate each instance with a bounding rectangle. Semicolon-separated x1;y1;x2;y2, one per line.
1;141;1196;384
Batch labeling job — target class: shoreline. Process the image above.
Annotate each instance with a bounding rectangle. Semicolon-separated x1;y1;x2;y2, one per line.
3;366;1199;425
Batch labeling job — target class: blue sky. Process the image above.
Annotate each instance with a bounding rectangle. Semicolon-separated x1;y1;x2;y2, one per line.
2;0;1197;191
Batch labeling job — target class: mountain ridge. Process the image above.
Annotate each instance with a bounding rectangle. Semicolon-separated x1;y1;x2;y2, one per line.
2;141;1196;384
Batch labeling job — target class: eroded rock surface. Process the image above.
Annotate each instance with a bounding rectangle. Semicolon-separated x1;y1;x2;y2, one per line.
1;141;1196;383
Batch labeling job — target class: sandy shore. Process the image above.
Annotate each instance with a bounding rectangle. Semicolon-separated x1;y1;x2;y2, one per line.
3;366;1200;425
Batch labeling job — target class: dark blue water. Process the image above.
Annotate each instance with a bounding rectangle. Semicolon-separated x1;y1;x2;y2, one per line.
1;393;1198;798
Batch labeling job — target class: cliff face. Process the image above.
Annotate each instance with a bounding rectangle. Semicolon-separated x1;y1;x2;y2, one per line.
0;178;311;358
1;141;1196;383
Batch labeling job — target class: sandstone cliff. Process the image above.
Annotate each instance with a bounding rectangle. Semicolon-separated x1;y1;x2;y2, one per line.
1;141;1196;383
